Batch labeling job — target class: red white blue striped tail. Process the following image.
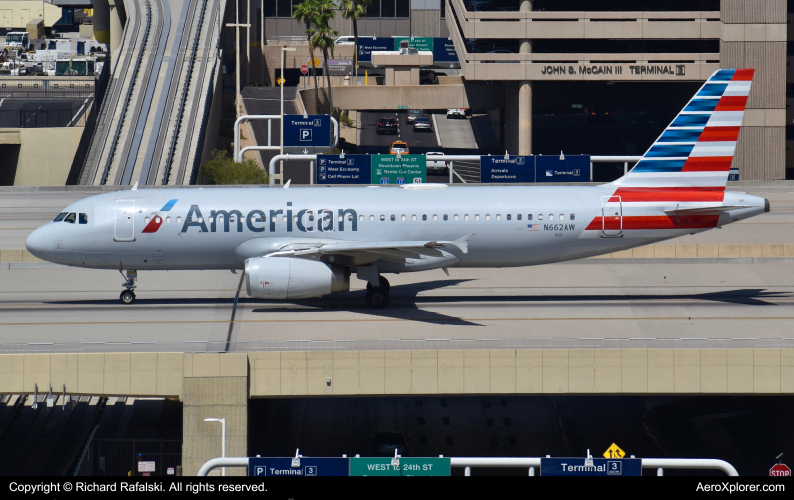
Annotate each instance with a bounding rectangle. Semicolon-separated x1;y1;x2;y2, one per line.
613;68;753;188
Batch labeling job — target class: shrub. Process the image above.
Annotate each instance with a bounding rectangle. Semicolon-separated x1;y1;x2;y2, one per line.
202;150;268;185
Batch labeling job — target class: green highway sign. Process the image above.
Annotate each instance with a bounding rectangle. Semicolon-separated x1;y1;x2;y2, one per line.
393;36;433;53
397;105;408;109
350;458;451;476
371;154;426;184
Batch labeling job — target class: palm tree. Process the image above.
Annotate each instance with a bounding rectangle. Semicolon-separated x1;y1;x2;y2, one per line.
309;23;339;113
292;0;321;110
340;0;370;77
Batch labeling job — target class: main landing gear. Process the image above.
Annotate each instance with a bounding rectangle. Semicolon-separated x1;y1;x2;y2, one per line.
119;269;137;304
365;276;390;309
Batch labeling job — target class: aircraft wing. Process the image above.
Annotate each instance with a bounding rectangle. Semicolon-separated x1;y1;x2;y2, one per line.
663;205;753;215
270;234;474;261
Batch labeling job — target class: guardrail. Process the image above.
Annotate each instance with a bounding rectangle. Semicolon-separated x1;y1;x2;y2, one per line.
197;456;739;476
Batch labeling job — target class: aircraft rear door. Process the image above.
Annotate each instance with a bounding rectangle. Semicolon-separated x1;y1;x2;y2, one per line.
114;200;135;241
601;195;623;237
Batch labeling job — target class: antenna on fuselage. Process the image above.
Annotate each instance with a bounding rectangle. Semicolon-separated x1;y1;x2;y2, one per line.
284;179;291;189
131;181;139;191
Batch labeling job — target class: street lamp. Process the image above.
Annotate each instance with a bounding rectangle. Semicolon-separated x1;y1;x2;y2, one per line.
280;46;296;183
204;417;226;476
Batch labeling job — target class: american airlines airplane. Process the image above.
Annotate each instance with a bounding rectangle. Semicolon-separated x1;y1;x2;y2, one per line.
26;68;768;309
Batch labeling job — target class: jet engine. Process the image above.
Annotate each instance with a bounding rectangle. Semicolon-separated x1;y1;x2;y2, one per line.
245;257;349;299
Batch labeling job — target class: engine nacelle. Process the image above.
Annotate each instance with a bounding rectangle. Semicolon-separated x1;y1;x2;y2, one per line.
245;257;349;299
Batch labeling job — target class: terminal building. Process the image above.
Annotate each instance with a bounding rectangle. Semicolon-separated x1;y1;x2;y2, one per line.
261;0;789;181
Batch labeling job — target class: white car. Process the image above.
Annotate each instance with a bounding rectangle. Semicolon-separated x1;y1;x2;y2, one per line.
426;152;448;174
446;108;466;119
335;36;355;45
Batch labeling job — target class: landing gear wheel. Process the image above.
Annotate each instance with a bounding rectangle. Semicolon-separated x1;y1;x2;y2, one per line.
120;290;136;304
366;276;390;292
365;287;389;309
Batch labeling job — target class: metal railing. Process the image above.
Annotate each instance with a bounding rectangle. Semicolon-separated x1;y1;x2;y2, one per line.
0;79;95;99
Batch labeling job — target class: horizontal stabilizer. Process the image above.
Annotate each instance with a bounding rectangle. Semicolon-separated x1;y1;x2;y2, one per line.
663;205;752;215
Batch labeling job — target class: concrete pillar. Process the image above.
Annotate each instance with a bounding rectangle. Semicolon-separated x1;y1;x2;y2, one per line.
182;354;249;476
93;0;110;44
720;0;786;180
108;0;124;54
518;81;532;155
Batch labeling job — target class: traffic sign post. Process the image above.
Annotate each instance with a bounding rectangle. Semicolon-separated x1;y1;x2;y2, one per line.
249;457;349;477
349;457;450;476
371;154;426;184
541;458;641;476
770;463;791;476
317;154;372;184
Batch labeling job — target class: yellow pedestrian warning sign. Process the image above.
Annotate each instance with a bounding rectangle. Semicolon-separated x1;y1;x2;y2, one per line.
276;77;285;86
603;443;626;459
307;56;320;67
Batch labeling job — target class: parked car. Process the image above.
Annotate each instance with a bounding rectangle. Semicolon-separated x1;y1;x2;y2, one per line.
446;108;466;119
413;116;432;131
371;432;410;457
426;152;448;174
406;109;425;123
389;141;409;154
335;36;355;45
377;117;398;134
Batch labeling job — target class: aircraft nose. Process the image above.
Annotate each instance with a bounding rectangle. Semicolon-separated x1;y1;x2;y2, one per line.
25;227;48;260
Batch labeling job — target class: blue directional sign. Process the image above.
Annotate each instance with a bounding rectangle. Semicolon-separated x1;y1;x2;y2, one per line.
540;458;642;476
317;154;372;184
249;457;349;477
480;155;535;183
433;38;460;65
357;37;393;63
283;115;332;148
536;155;589;183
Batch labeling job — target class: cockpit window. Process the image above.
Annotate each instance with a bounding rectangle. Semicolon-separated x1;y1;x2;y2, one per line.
64;213;77;223
53;212;67;222
79;213;88;224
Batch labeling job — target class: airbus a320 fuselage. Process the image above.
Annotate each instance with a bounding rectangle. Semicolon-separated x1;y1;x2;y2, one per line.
26;69;768;308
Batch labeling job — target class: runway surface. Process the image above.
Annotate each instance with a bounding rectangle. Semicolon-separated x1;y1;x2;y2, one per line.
1;262;793;353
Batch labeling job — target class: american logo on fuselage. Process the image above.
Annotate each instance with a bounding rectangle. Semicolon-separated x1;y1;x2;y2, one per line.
179;204;358;233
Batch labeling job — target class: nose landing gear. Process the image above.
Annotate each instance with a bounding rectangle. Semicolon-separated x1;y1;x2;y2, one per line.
119;269;137;304
365;276;390;309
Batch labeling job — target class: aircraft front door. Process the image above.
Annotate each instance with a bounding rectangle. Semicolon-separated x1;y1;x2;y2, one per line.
601;195;623;237
114;200;135;241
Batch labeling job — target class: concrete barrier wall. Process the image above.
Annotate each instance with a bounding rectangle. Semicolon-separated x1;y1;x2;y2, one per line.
303;83;505;111
2;350;792;398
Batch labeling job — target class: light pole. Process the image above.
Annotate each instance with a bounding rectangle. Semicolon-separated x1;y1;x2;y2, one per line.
204;418;226;476
280;46;296;183
226;0;250;118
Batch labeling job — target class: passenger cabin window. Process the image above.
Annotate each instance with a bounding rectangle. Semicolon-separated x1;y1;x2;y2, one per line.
506;214;511;221
517;214;522;220
64;213;76;223
177;216;182;223
422;215;427;221
433;214;438;221
570;214;575;220
380;215;386;221
454;214;459;221
401;215;406;221
527;214;532;220
496;214;501;221
412;215;417;221
538;214;543;220
485;214;491;221
464;214;469;221
359;215;364;222
475;215;480;221
370;215;375;221
559;214;565;220
166;216;171;223
443;214;448;221
390;214;395;221
549;214;554;220
53;212;67;222
145;217;150;224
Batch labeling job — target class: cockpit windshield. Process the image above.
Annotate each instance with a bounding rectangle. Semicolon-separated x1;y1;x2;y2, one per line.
79;213;88;224
64;213;76;223
53;212;67;222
